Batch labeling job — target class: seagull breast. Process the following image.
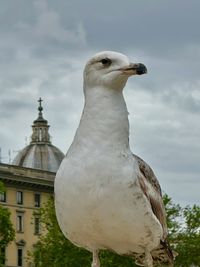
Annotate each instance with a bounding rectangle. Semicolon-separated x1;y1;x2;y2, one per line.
55;51;174;266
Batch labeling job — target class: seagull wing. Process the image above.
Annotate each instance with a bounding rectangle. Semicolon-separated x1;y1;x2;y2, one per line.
133;154;175;264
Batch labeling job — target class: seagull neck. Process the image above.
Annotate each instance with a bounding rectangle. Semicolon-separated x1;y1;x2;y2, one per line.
76;86;130;151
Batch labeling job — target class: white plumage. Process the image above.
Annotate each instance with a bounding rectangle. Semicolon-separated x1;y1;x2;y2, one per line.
55;51;174;267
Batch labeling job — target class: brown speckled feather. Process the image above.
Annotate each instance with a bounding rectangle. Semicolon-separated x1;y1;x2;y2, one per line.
133;154;175;265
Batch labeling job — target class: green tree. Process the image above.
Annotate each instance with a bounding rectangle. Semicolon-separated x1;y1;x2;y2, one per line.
163;194;182;235
164;194;200;267
29;195;200;267
174;205;200;266
0;182;15;266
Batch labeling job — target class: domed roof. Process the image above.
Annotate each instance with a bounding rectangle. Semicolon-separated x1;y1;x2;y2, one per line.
12;98;64;172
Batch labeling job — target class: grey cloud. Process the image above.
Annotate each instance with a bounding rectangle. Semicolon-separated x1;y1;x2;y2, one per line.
0;0;200;206
59;0;200;56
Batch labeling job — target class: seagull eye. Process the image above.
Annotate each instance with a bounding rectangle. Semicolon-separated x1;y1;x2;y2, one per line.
100;58;112;66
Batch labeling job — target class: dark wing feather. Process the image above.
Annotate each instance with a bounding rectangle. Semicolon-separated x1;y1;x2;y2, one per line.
133;154;175;264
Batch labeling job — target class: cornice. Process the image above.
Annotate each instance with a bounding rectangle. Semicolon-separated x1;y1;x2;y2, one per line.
0;163;55;192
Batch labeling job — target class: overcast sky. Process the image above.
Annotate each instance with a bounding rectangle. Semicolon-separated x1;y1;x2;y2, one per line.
0;0;200;206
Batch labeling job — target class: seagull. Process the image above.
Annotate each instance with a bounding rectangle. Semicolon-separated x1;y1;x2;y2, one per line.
55;51;175;267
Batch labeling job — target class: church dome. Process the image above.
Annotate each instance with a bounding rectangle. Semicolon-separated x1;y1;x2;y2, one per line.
12;98;64;172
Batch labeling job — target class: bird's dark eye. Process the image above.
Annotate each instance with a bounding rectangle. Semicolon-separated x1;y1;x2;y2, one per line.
100;58;112;66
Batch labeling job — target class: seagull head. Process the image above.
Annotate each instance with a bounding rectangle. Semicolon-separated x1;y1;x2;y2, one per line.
84;51;147;91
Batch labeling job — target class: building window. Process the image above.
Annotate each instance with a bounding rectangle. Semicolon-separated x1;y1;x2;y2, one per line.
39;128;42;141
34;217;40;235
34;193;41;207
17;191;23;205
17;248;23;267
0;191;6;202
17;213;24;232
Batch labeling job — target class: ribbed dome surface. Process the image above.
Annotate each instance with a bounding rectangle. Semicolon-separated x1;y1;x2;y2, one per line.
12;144;64;172
12;98;64;172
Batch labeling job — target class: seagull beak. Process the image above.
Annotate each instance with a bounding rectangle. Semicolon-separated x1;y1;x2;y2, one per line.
120;63;147;76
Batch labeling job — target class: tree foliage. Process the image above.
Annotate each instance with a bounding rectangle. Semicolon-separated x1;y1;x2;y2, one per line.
0;182;15;266
29;195;200;267
164;195;200;266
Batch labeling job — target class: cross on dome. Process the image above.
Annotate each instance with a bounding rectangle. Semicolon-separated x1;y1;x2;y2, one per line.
31;98;50;144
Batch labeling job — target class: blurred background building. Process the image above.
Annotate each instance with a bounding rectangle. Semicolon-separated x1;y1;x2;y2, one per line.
0;99;64;267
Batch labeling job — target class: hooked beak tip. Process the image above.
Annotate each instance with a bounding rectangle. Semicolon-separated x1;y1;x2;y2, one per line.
120;63;147;76
132;63;147;75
